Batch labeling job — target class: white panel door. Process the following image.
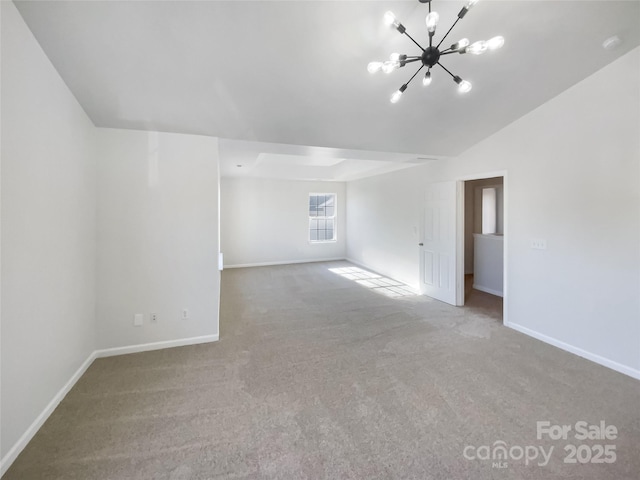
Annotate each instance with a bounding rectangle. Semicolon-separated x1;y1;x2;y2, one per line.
420;181;457;305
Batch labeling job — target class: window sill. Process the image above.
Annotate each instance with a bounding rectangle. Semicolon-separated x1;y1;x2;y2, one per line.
309;240;337;245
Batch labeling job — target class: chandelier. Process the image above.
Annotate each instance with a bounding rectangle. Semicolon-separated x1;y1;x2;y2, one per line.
368;0;504;103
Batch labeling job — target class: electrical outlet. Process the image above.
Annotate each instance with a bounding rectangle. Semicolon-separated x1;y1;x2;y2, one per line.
181;308;189;320
531;238;547;250
150;313;158;323
134;313;144;327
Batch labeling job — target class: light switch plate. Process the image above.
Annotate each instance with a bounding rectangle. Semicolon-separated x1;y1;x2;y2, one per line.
134;313;144;327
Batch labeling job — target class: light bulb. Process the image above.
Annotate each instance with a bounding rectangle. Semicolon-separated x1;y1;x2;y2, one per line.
467;40;487;55
487;36;505;50
422;71;432;86
390;53;407;65
458;0;479;18
382;61;398;74
390;90;403;104
390;84;408;103
453;38;470;51
458;80;472;93
426;12;439;33
384;11;397;27
367;61;383;74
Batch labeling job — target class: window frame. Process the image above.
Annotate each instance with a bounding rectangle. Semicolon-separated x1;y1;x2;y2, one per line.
308;193;337;244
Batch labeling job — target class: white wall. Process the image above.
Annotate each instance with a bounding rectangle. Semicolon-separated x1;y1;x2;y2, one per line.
1;3;222;470
221;177;346;267
346;171;423;289
473;234;504;297
347;47;640;377
96;129;220;349
1;0;97;461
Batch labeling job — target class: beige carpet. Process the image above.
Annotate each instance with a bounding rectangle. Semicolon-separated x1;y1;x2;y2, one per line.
4;261;640;479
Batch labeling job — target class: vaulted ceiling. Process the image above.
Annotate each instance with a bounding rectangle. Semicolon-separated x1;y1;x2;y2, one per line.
14;1;640;180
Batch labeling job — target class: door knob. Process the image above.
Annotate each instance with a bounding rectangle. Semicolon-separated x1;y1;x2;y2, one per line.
419;243;424;246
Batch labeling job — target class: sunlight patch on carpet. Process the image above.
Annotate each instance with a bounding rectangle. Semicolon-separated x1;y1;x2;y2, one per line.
329;266;417;298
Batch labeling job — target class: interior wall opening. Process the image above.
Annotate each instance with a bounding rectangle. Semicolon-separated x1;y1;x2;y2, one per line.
462;176;504;321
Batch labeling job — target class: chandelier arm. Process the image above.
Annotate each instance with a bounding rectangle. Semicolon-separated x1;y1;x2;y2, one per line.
439;50;459;56
405;64;425;88
437;62;456;79
403;31;426;51
404;57;423;64
436;17;460;49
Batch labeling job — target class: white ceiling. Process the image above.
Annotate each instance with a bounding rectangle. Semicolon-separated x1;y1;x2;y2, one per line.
14;0;640;181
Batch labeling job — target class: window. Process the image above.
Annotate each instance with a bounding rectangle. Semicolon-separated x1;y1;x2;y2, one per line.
309;193;336;242
481;187;497;234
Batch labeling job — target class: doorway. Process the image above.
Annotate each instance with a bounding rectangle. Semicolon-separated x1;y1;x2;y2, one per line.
418;174;507;323
457;173;506;322
463;176;504;320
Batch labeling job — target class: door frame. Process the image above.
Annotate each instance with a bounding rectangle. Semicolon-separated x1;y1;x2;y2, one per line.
455;170;508;324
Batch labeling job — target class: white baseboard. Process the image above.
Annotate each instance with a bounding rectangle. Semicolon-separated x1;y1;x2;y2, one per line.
472;283;504;297
0;350;97;477
225;258;345;269
505;322;640;381
0;334;219;476
95;334;219;358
